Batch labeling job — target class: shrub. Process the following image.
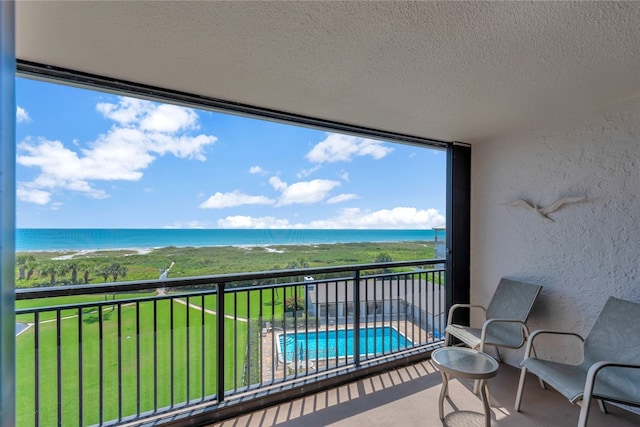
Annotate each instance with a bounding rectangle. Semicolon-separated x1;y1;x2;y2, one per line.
284;296;305;312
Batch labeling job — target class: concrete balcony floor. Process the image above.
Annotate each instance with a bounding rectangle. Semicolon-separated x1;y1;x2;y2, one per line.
211;360;640;427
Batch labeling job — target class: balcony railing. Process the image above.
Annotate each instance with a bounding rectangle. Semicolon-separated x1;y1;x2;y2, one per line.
15;259;445;426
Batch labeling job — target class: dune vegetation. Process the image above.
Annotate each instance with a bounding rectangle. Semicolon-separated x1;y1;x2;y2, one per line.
15;241;436;288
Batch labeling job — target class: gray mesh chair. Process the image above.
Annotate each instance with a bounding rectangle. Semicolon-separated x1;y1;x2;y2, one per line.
515;296;640;427
444;278;542;361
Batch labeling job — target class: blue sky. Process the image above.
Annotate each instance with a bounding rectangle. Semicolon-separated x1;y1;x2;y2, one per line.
15;78;446;229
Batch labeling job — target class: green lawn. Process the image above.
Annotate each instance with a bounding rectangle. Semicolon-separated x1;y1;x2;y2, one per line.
16;294;262;426
15;293;158;323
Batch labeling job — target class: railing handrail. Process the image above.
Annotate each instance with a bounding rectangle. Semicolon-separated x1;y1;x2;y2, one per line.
15;258;447;426
15;258;445;300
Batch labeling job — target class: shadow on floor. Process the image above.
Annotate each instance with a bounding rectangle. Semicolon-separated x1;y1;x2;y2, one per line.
211;360;640;427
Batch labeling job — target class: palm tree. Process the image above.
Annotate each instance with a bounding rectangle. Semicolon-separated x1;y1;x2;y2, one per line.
16;255;35;280
25;258;38;280
269;264;283;304
286;257;310;282
373;253;393;274
109;263;128;282
38;262;69;286
285;258;310;304
79;263;92;284
285;258;309;270
374;252;393;263
95;265;111;283
65;260;79;284
95;264;120;302
38;263;55;285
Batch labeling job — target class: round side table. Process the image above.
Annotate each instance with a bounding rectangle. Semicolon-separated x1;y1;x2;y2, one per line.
431;347;499;427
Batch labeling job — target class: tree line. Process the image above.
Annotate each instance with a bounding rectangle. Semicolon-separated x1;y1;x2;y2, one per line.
16;255;128;286
15;251;395;288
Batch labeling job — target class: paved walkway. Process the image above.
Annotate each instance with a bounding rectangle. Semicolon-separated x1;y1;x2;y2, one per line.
173;298;249;322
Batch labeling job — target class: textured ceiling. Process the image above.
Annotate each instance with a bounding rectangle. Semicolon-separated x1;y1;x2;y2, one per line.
15;1;640;143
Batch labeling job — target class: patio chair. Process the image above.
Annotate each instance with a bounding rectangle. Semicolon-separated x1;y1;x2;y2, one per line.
515;296;640;427
444;278;542;361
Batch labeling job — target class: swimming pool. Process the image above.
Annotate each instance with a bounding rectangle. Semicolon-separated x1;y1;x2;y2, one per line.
277;326;412;362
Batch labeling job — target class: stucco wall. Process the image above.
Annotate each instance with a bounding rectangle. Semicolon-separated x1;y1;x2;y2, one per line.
471;96;640;366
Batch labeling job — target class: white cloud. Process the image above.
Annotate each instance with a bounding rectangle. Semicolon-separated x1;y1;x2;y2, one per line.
17;97;217;204
98;97;200;134
16;186;51;205
17;137;143;198
296;165;321;178
327;193;359;204
269;176;287;191
249;165;265;174
306;133;393;163
16;106;31;123
216;207;445;230
164;221;208;229
139;104;199;133
96;97;147;126
218;215;291;228
269;176;340;206
307;207;445;229
199;191;275;209
339;171;350;182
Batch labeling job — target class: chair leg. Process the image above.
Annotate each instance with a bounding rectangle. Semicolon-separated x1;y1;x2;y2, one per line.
527;348;545;389
598;399;607;414
444;331;451;346
514;366;528;411
495;346;502;363
577;398;592;427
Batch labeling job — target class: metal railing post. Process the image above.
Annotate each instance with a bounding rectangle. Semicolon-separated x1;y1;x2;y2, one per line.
216;282;226;402
353;270;360;368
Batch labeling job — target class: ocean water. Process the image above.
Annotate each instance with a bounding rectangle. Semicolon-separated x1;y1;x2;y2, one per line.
16;228;441;252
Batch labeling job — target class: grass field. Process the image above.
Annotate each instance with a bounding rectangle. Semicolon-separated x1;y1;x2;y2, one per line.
15;287;295;426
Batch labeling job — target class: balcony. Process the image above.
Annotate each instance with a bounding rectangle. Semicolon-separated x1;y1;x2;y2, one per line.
15;259;445;426
211;360;640;427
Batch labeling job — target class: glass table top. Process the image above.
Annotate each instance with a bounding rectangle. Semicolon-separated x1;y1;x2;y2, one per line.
431;347;499;379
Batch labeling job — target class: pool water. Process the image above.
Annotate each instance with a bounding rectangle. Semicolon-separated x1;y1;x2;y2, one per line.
278;326;412;362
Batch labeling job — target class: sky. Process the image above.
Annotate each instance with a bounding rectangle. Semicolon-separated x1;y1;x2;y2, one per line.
15;77;446;229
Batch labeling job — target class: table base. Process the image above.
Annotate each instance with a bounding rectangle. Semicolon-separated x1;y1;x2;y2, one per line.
438;372;492;427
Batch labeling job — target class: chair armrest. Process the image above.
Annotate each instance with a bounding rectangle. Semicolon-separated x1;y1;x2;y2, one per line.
446;303;487;326
480;318;528;348
578;361;640;426
522;329;585;360
587;360;640;377
483;318;527;328
584;361;640;400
